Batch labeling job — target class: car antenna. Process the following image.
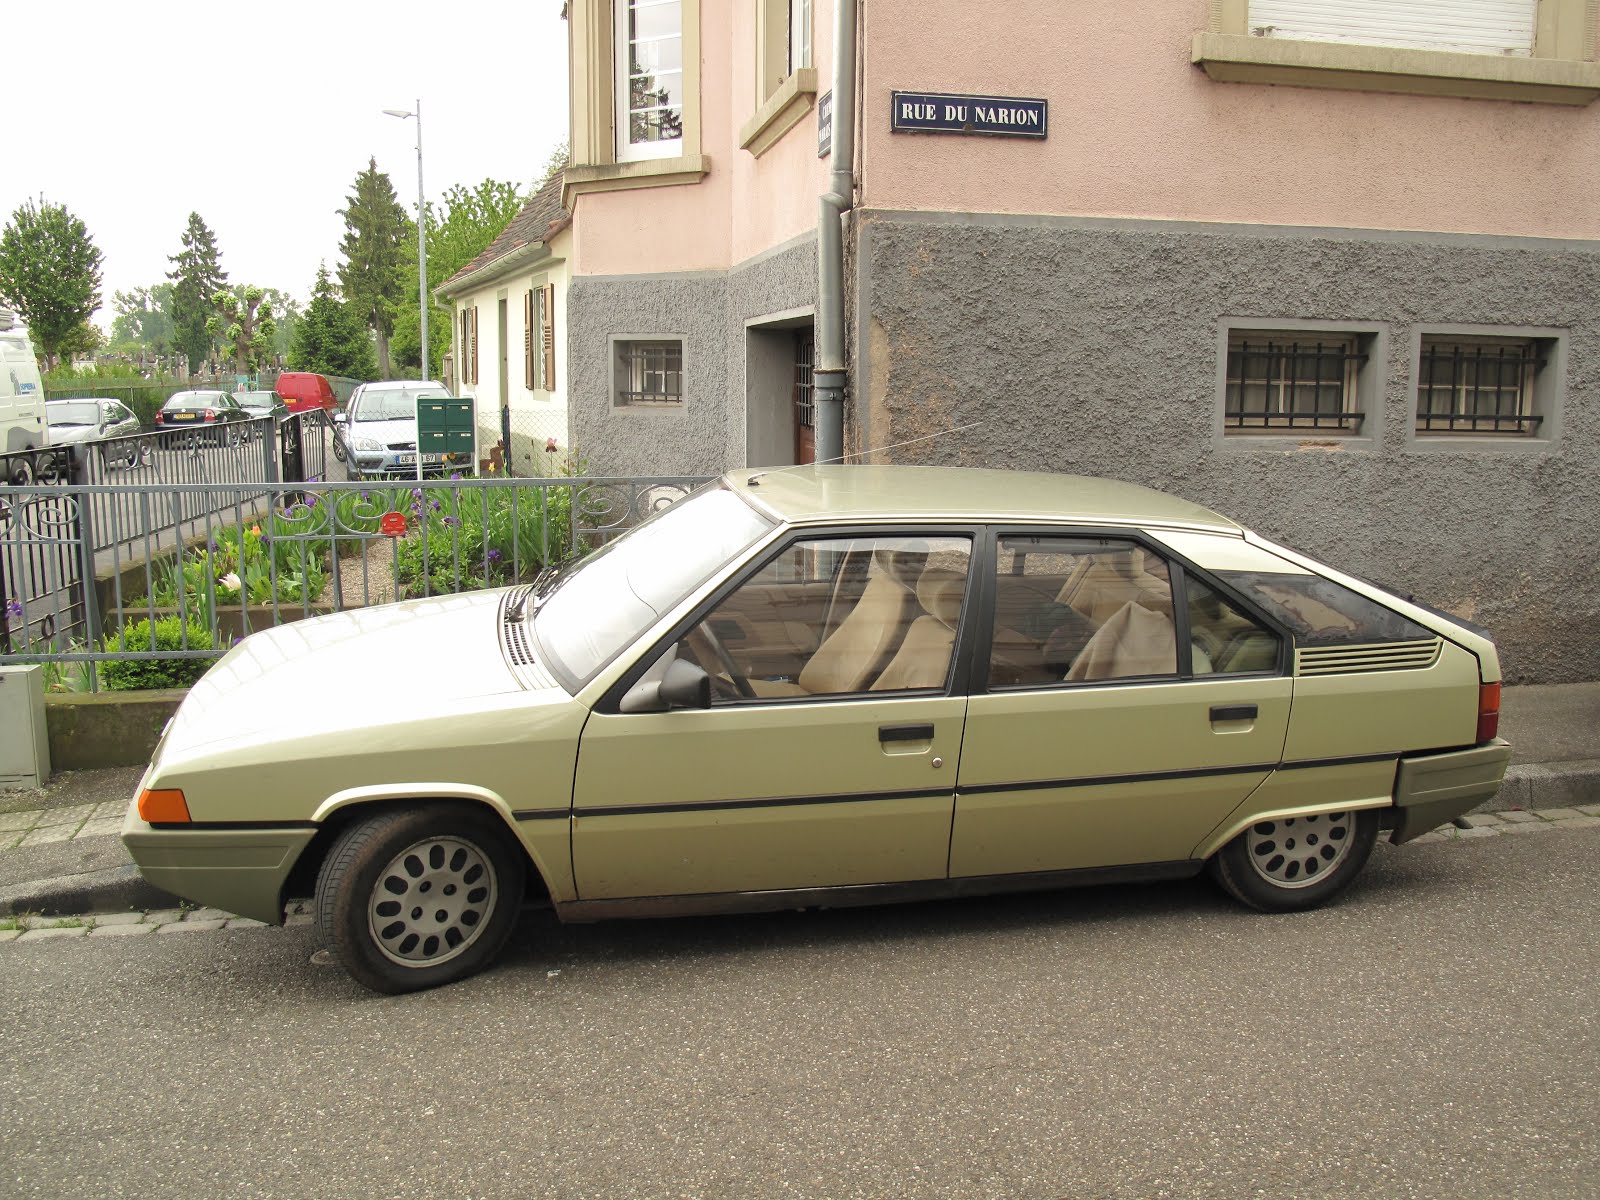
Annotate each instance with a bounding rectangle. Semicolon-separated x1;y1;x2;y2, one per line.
746;420;984;487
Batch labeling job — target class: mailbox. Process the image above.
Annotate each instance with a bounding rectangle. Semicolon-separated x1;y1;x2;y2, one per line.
416;395;476;469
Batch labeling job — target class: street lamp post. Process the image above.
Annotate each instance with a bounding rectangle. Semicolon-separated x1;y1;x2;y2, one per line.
383;101;429;383
384;101;428;484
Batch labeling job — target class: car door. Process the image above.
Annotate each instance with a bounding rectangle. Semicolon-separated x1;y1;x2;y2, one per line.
951;530;1292;878
571;530;978;900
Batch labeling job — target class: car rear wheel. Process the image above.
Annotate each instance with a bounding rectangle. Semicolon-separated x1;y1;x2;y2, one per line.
315;803;526;993
1208;808;1378;912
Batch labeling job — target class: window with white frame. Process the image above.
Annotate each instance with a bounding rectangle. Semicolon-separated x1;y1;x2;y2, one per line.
789;0;812;74
1224;330;1367;433
1416;335;1548;435
615;0;684;162
614;339;683;406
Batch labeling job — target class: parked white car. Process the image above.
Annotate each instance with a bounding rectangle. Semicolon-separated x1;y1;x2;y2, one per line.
335;379;450;478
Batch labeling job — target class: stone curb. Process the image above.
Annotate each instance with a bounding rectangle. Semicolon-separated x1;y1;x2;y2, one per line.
0;760;1593;920
0;863;178;919
1488;759;1600;812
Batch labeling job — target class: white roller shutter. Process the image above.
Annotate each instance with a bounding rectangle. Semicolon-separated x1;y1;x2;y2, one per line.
1248;0;1538;56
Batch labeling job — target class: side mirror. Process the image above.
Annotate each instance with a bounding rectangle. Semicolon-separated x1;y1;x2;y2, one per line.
618;657;711;713
333;412;348;426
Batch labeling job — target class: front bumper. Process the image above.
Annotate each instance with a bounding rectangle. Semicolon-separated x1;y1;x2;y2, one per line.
121;804;316;925
1391;738;1513;844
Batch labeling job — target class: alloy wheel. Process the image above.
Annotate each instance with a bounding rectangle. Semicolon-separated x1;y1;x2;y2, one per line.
366;835;498;967
1244;812;1356;889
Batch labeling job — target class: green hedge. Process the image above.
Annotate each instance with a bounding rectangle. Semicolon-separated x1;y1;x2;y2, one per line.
98;616;220;691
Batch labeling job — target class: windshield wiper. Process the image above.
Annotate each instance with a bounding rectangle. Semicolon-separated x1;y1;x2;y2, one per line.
505;564;560;622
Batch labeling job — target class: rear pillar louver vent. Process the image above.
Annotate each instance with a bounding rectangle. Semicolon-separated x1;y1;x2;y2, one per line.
1295;640;1442;676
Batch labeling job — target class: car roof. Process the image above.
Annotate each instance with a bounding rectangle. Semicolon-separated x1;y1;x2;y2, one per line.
727;465;1242;534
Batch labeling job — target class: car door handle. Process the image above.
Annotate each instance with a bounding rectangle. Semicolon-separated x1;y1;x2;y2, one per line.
879;723;935;743
1210;704;1258;723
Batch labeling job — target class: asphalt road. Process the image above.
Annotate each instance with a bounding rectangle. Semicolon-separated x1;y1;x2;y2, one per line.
3;829;1596;1200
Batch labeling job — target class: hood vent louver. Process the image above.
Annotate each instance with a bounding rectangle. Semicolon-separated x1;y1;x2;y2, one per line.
498;591;556;688
1295;639;1442;676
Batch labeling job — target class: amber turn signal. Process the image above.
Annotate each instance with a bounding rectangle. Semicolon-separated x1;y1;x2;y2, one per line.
138;788;191;824
1476;682;1501;744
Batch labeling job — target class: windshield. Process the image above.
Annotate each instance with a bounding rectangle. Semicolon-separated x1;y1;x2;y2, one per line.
534;486;775;686
165;392;227;410
49;402;99;426
353;388;446;421
236;391;278;409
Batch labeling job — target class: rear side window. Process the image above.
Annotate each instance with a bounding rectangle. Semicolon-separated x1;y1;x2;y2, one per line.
1218;572;1432;646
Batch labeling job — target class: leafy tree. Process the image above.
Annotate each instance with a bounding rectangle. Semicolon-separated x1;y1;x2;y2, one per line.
167;213;228;372
108;285;177;359
260;288;301;361
338;158;409;378
208;285;276;372
0;199;105;367
391;177;528;375
289;264;376;379
534;142;568;193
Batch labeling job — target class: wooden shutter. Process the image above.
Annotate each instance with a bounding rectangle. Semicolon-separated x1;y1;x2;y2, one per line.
541;284;556;392
1249;0;1536;56
524;290;536;390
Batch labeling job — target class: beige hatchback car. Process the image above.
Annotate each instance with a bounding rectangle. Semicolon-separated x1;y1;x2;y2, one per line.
123;467;1511;992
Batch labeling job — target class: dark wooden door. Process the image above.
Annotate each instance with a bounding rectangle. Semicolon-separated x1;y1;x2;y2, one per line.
793;330;815;465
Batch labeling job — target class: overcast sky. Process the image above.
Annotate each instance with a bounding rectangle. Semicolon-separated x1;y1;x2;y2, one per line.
6;1;570;327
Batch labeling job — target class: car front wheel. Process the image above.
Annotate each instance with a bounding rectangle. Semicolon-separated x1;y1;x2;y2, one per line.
1207;808;1378;912
315;803;526;993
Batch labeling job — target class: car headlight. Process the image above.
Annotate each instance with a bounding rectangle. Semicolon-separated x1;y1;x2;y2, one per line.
353;437;383;451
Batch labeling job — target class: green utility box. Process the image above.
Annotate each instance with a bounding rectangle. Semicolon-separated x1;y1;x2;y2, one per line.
416;395;476;469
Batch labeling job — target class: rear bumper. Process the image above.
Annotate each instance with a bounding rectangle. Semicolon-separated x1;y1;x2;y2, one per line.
121;804;315;924
1391;738;1513;844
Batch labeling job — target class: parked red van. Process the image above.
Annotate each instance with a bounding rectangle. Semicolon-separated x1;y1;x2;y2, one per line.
274;372;337;414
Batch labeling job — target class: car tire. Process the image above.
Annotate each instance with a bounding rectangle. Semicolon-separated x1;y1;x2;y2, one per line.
1207;808;1379;913
315;803;526;994
6;456;35;487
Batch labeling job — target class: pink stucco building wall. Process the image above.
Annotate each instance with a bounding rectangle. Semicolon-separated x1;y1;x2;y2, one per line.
570;0;835;277
858;0;1600;239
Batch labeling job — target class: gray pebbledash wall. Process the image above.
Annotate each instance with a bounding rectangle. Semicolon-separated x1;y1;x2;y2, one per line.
851;211;1600;685
568;235;817;478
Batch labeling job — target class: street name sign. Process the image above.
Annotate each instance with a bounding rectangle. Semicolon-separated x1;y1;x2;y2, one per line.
890;91;1048;139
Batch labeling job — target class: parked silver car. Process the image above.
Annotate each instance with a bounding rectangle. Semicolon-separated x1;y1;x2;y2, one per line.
335;380;450;478
46;397;148;468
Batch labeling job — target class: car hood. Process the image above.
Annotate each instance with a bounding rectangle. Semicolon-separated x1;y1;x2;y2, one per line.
157;590;532;760
347;417;416;446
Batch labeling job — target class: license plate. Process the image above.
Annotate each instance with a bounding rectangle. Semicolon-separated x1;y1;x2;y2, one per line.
395;454;443;466
171;413;195;422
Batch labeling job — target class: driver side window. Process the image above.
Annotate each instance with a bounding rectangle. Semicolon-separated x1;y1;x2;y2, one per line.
677;534;972;701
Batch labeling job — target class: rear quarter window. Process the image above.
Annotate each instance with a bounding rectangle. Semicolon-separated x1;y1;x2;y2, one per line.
1218;572;1433;646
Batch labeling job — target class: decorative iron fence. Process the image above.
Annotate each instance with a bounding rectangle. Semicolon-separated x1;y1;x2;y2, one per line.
0;475;709;691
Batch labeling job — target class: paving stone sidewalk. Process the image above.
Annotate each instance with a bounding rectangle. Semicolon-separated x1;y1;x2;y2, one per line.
0;800;129;850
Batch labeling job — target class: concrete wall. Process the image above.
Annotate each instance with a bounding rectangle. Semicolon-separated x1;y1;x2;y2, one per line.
569;235;817;476
853;211;1600;685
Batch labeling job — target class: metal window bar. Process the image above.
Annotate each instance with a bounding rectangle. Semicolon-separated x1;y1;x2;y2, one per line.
618;342;684;405
795;335;814;430
1416;342;1544;434
1225;338;1366;431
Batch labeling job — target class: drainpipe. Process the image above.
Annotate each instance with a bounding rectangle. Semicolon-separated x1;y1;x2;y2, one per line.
814;0;858;465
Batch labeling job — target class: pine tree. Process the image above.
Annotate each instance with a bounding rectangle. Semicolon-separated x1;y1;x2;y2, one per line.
167;213;228;372
289;264;377;379
338;158;409;378
0;199;105;367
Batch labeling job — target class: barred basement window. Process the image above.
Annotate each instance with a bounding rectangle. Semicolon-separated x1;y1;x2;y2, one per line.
615;340;683;406
1416;337;1545;435
1225;333;1366;433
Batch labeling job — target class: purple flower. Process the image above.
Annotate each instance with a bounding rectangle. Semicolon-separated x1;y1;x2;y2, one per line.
442;515;460;528
3;597;22;620
487;549;502;563
430;500;441;512
449;472;462;481
411;488;424;499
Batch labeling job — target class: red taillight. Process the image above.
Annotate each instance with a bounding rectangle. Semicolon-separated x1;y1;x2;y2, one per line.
154;411;164;423
1477;682;1501;744
204;408;217;420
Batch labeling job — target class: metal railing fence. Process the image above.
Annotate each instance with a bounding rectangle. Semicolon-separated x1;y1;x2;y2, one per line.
0;474;709;691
